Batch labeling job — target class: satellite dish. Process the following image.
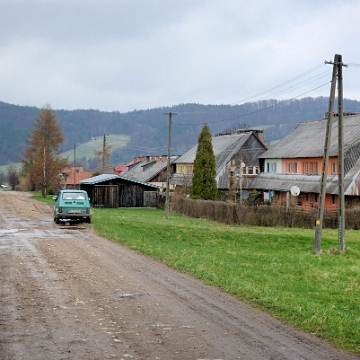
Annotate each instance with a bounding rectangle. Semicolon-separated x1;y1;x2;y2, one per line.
290;186;300;196
241;190;249;199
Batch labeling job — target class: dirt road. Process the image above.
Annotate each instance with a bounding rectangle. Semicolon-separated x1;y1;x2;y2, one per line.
0;191;358;360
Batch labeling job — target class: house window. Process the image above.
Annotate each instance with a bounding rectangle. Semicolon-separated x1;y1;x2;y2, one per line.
314;193;319;202
176;165;183;174
304;162;318;174
332;194;336;205
314;162;318;174
306;193;309;202
267;162;277;173
332;162;337;174
293;162;298;174
287;162;291;173
186;165;193;174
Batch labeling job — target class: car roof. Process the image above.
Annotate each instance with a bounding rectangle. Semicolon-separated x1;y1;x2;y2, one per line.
60;190;86;192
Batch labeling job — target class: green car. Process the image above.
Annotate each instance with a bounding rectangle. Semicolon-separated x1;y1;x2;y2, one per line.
53;190;92;224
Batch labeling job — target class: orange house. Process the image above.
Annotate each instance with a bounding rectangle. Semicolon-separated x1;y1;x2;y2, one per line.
59;167;93;190
250;113;360;210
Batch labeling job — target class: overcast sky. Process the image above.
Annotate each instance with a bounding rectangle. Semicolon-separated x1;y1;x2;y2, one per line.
1;0;359;113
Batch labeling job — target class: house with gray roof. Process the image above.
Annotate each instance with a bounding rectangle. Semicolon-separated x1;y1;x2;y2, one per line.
171;130;267;191
119;155;179;190
250;112;360;209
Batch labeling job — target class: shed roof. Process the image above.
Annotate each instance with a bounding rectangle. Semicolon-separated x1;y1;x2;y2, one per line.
79;173;159;189
80;174;119;184
260;113;360;159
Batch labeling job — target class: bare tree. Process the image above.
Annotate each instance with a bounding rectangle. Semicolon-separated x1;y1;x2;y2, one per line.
22;104;68;197
0;171;6;185
6;163;19;190
94;134;112;174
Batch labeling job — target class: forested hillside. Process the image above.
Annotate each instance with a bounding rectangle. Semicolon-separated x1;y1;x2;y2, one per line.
1;97;360;168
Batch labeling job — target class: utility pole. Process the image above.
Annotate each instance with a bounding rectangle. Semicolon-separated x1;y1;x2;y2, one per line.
102;134;106;174
74;143;76;189
43;146;46;197
163;112;177;219
337;55;345;251
239;160;243;206
314;54;347;254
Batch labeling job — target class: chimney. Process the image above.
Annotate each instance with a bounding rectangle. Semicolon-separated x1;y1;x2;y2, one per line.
254;129;264;143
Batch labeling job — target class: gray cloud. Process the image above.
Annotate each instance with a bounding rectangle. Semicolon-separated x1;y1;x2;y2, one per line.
0;0;359;112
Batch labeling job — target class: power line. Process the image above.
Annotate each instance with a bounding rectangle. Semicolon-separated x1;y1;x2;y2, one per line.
230;63;326;105
175;82;330;126
258;71;331;100
111;62;348;155
165;63;329;118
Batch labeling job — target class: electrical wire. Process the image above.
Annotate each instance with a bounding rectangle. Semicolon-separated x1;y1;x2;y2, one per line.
174;82;330;126
257;71;331;100
109;62;340;155
230;63;326;105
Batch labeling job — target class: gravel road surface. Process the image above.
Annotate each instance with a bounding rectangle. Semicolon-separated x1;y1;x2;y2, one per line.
0;191;358;360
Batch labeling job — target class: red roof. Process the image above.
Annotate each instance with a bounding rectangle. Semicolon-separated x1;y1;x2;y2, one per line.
114;160;135;174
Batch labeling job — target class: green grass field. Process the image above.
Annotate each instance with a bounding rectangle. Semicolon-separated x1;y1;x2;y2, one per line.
0;134;131;174
33;193;360;354
61;134;130;161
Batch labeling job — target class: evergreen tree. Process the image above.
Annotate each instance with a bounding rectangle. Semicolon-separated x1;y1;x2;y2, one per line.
192;123;218;200
22;105;68;197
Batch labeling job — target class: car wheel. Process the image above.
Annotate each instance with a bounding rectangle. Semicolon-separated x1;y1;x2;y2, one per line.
54;217;60;224
86;217;91;224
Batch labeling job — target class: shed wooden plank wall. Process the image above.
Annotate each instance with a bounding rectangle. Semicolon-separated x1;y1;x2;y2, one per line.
94;185;119;208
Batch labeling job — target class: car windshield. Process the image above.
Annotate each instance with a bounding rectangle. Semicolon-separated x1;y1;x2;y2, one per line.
61;192;86;200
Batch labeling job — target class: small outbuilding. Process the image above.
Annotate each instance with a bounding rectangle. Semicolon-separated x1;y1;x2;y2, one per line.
79;174;160;208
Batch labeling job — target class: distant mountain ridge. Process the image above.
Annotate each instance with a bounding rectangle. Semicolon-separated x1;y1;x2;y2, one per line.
1;97;360;168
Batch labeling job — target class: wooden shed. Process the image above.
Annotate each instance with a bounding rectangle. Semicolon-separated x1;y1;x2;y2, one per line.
79;174;160;208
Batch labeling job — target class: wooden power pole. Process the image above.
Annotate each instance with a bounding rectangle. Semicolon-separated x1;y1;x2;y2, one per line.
337;55;346;251
74;143;76;189
102;134;106;174
314;54;346;254
163;112;177;219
